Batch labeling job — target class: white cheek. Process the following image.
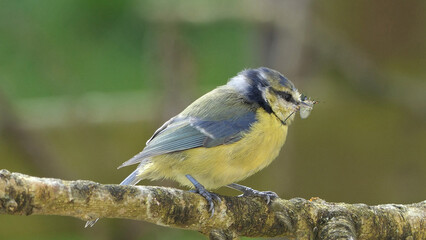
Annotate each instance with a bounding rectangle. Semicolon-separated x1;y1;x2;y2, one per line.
270;97;282;109
273;98;294;119
294;91;301;101
277;98;288;109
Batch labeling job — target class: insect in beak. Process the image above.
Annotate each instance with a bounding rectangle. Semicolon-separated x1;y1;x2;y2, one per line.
298;99;318;119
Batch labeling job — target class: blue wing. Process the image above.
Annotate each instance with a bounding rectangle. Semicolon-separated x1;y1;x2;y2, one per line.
119;111;257;168
118;86;259;168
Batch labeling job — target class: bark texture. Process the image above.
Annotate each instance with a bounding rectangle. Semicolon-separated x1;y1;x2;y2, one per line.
0;169;424;239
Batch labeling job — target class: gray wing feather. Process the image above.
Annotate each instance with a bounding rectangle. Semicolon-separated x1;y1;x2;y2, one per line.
194;112;257;147
119;112;256;168
146;116;177;145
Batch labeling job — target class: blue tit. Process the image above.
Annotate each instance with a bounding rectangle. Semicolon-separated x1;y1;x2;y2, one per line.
86;67;315;227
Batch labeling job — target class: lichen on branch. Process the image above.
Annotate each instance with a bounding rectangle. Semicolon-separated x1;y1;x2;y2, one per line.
0;169;424;240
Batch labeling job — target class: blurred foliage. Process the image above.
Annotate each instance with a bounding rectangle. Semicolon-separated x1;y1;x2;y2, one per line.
0;0;425;239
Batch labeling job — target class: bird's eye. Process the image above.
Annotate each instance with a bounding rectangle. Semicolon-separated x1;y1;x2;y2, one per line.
278;91;293;102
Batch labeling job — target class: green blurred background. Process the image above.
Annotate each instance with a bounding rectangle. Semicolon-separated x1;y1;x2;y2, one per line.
1;0;425;239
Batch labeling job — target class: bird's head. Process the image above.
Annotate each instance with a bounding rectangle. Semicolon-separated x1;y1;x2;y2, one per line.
228;67;316;125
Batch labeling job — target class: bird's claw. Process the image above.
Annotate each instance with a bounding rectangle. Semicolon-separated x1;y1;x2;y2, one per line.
85;219;99;228
238;189;278;204
189;188;221;217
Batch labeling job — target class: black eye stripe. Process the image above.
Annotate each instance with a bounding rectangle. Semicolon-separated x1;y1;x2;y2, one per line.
277;91;294;102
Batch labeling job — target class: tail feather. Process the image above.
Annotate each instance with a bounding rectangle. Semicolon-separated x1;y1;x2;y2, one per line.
85;168;143;228
118;152;145;169
120;168;142;186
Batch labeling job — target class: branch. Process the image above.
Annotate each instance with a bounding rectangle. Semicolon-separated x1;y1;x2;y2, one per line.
0;170;424;240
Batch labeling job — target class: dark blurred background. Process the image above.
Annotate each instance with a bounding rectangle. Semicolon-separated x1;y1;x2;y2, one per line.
1;0;425;239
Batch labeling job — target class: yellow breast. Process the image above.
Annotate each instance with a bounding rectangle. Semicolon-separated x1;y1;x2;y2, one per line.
144;108;288;189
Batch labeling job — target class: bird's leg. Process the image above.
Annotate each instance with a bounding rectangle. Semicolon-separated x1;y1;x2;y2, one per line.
227;183;278;204
185;174;221;217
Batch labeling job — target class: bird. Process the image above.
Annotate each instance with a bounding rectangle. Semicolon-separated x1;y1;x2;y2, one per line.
85;67;316;227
